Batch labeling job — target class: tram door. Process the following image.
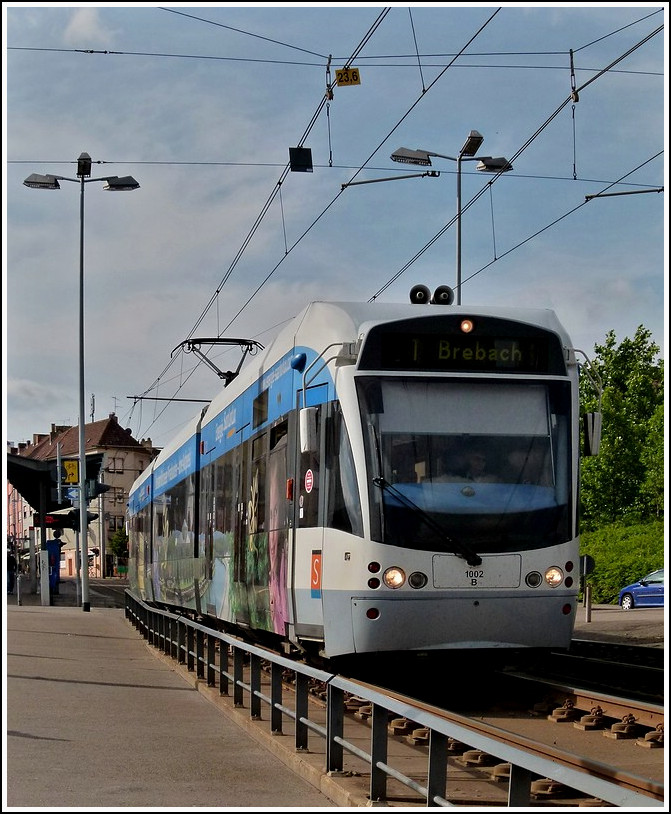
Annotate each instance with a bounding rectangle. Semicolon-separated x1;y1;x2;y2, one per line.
267;422;290;635
233;444;251;625
292;395;326;640
195;460;214;616
233;428;280;634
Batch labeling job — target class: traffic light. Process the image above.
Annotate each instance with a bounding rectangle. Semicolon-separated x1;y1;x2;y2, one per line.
44;509;79;530
43;509;99;532
86;480;111;501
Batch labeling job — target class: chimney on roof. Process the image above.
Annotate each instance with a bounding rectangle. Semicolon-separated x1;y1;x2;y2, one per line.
109;412;117;422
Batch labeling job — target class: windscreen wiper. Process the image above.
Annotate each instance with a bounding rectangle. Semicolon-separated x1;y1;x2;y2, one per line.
373;477;482;567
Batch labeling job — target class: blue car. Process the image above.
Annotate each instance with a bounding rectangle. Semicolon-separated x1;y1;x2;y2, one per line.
618;568;664;610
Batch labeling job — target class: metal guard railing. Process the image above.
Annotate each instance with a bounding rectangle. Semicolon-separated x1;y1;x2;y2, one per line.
125;591;662;808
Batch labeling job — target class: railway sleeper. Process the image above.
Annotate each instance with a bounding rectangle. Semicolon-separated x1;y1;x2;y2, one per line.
548;699;581;723
603;713;643;739
405;726;430;746
531;778;583;799
636;724;663;748
490;762;511;783
574;706;609;731
446;737;469;754
457;748;499;767
531;698;555;716
576;799;611;807
388;716;415;735
353;703;373;721
344;694;369;712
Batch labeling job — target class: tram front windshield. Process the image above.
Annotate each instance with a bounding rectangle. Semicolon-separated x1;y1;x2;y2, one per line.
358;378;571;553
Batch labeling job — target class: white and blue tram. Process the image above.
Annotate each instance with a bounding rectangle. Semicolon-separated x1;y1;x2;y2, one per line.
128;291;599;661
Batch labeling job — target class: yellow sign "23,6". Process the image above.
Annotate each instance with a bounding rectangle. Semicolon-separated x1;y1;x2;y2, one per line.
336;67;360;86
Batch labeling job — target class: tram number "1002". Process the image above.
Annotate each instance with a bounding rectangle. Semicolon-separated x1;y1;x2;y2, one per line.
466;569;485;585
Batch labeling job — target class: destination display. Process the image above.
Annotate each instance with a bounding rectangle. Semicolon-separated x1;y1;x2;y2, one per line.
359;317;567;375
380;333;552;372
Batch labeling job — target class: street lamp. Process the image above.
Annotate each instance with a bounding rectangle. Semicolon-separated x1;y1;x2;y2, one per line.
24;152;140;612
391;131;512;305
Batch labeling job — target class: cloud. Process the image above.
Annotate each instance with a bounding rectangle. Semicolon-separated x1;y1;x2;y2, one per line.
63;8;115;48
5;5;665;450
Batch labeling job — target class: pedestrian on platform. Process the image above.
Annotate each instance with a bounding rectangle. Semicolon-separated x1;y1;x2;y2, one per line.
7;550;17;594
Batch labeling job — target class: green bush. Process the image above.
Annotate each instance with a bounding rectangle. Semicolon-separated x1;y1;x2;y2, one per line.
579;520;664;604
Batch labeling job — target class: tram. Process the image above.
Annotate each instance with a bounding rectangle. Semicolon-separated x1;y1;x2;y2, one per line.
127;286;601;662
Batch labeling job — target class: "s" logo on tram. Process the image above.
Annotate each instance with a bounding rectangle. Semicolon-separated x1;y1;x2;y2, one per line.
310;550;322;598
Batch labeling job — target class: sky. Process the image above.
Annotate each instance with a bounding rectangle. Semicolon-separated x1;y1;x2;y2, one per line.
3;3;667;454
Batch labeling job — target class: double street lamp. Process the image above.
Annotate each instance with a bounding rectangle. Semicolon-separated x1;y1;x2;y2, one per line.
24;152;140;611
391;131;512;305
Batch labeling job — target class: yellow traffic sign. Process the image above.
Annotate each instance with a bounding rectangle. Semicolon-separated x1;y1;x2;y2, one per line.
63;460;79;484
336;67;360;86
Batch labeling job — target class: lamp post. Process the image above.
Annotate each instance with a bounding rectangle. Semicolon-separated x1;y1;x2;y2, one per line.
24;152;140;612
391;131;512;305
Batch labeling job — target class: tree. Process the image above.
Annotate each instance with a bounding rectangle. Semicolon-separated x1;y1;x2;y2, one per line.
579;326;664;528
108;527;129;560
640;402;665;518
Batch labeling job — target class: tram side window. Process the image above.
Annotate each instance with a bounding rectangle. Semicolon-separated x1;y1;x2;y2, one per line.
326;405;363;537
250;433;267;534
165;476;196;557
154;493;167;546
299;405;321;528
140;504;152;567
253;389;269;428
198;463;213;561
214;454;236;559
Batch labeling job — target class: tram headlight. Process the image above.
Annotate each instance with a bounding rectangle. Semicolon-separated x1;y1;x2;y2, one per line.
544;566;564;587
525;571;542;588
383;567;406;589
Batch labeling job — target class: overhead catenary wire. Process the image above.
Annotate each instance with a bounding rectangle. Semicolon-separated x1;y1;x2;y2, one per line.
367;22;664;301
408;7;427;93
12;9;656;440
126;6;502;434
126;11;662;440
459;152;664;291
126;8;395;435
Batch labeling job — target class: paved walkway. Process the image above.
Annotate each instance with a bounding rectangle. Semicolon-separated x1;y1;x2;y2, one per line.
3;602;335;809
572;601;665;647
4;580;663;810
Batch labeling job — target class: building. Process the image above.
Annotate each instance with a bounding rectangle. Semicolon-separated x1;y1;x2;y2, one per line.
7;414;158;579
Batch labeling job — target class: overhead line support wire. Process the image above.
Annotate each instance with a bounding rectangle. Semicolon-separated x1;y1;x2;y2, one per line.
134;7;393;438
135;12;663;437
460;151;663;291
408;7;426;93
369;20;663;302
190;8;392;344
159;7;329;59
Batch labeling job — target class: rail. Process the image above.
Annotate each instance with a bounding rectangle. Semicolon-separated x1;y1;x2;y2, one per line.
125;592;663;807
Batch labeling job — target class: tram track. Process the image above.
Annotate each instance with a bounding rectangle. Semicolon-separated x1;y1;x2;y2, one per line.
522;640;665;705
337;669;665;806
260;648;665;806
321;643;665;805
132;600;665;807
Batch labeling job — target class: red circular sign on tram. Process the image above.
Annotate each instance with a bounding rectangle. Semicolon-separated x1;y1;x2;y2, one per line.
305;469;314;493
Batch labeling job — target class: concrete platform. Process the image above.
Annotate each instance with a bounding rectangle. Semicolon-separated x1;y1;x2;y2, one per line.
3;602;336;809
572;601;665;647
4;579;664;808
